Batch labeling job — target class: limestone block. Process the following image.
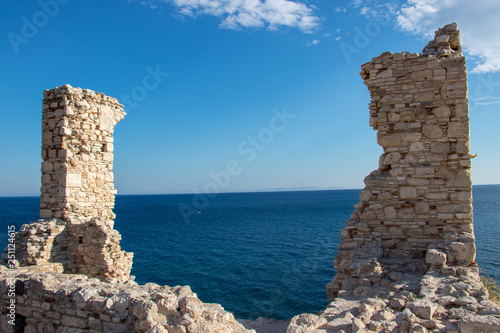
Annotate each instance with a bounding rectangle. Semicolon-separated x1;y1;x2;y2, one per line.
287;313;327;333
323;312;354;331
403;133;423;142
397;208;415;219
459;315;500;333
437;204;471;214
436;34;450;44
410;142;426;151
400;187;418;199
422;124;443;139
60;126;72;136
72;288;97;303
450;241;476;264
384;207;397;219
351;317;366;331
360;190;372;201
406;299;438;319
353;286;373;298
448;122;469;138
390;227;403;236
64;174;82;187
433;105;451;118
441;82;467;99
456;103;469;117
384;152;402;165
378;133;402;147
412;69;433;81
378;69;393;78
430;142;450;154
426;249;447;266
414;92;435;102
41;161;53;172
102;152;113;162
381;94;403;103
415;202;430;214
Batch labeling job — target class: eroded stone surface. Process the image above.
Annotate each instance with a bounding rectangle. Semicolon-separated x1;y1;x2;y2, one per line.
292;23;500;333
0;272;252;333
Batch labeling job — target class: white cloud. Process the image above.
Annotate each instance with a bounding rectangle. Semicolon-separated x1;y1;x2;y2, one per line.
161;0;320;33
335;36;341;42
306;39;320;47
472;96;500;106
355;0;500;73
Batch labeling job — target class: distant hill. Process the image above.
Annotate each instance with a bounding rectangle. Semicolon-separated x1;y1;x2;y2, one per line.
260;186;348;192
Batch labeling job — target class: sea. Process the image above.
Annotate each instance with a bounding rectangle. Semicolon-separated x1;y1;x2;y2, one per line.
1;185;499;320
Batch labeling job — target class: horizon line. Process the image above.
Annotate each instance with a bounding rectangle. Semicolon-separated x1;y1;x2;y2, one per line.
1;183;500;198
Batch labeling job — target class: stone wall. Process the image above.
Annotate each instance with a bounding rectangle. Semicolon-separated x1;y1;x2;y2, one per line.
0;272;252;333
285;23;500;333
40;85;124;222
2;218;133;283
327;23;477;300
3;219;68;267
67;218;133;283
3;85;132;283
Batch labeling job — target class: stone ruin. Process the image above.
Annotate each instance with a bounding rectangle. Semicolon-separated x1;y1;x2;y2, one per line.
327;22;474;300
1;85;252;332
286;23;500;333
4;85;133;283
1;23;500;333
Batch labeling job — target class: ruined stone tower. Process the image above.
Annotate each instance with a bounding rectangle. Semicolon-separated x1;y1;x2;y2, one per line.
327;23;477;300
40;85;125;222
2;85;132;283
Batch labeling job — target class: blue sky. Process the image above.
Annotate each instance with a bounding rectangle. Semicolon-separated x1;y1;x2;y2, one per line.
1;0;500;196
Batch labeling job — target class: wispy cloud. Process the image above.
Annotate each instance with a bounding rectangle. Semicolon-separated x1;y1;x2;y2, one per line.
152;0;320;33
306;39;320;47
353;0;500;73
472;96;500;106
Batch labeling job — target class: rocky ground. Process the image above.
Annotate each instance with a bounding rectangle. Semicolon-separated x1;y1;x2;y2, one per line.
287;261;500;332
239;317;290;333
0;270;253;333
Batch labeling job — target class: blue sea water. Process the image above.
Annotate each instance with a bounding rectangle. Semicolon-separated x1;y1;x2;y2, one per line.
0;186;499;320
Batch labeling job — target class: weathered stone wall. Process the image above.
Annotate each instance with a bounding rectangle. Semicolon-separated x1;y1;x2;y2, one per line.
0;271;252;333
327;23;476;300
67;218;133;283
2;218;133;283
40;84;124;222
2;219;68;267
285;24;500;333
3;85;132;283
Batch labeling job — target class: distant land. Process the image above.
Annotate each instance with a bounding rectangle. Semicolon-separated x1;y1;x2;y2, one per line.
259;186;351;192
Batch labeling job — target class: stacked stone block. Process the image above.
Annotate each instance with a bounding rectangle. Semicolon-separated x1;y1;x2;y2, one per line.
1;219;67;267
3;85;133;283
0;272;252;333
40;84;125;222
327;23;477;300
68;219;133;283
